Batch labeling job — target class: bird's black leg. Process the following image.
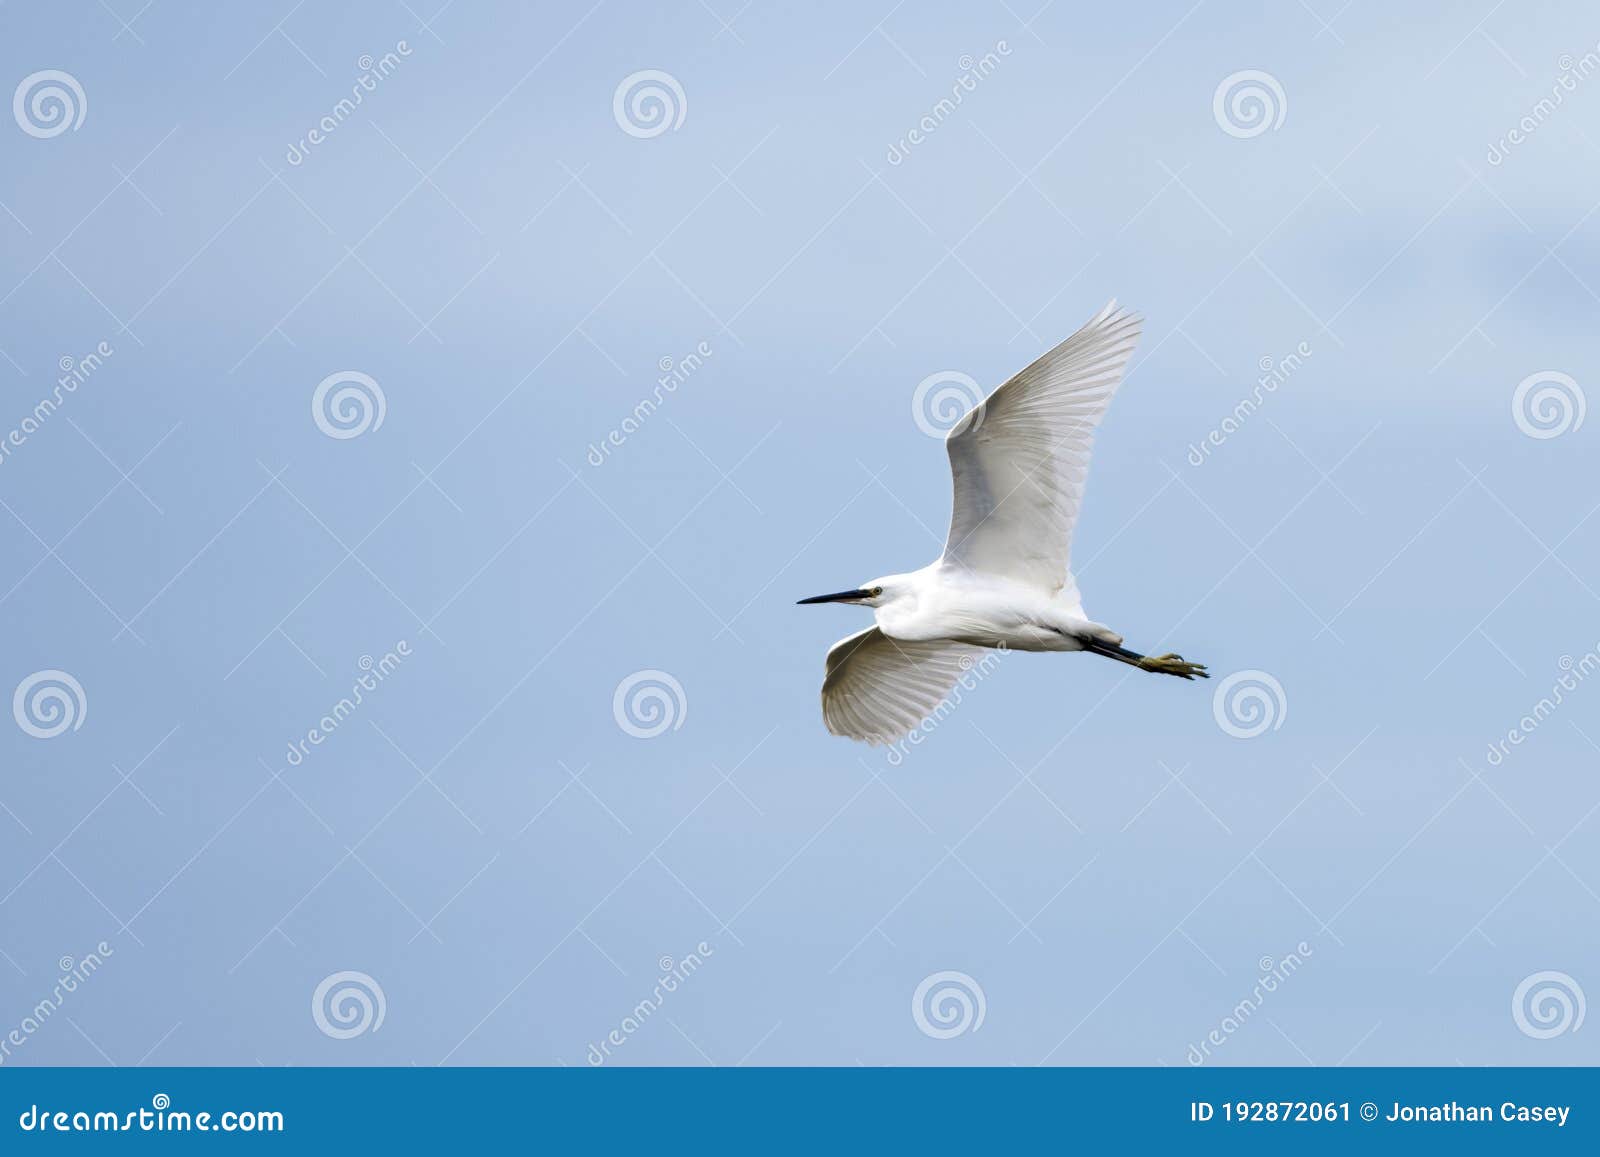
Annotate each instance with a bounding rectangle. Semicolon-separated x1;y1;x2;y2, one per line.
1079;638;1209;680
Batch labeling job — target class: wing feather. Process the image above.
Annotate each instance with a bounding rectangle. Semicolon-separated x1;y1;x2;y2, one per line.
821;627;981;746
941;300;1142;601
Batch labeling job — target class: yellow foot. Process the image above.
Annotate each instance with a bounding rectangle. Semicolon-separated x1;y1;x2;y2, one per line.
1137;653;1210;680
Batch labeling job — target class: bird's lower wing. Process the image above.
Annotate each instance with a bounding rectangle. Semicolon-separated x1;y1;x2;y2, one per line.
821;627;982;745
941;300;1142;602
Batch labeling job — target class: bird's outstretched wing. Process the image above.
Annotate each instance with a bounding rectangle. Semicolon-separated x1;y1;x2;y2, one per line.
821;627;982;745
941;300;1142;601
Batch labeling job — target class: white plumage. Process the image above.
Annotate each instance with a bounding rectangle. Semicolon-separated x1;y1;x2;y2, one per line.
802;300;1207;746
821;628;982;747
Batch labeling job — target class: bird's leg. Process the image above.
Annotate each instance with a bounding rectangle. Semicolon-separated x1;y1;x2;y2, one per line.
1080;638;1209;680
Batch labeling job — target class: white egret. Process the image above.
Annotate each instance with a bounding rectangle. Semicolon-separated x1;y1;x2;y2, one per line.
800;300;1207;746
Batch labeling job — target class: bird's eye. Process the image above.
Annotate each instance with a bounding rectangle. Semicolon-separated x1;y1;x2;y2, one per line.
870;587;883;597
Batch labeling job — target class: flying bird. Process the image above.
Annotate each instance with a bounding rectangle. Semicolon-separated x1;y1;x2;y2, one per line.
800;300;1207;746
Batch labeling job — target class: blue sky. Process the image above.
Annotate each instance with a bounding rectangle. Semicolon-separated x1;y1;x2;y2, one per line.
1;0;1598;1066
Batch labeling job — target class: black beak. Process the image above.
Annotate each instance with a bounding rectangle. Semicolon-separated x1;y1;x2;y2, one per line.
796;589;871;605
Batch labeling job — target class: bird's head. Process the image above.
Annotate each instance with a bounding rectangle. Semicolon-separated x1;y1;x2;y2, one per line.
796;575;903;609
